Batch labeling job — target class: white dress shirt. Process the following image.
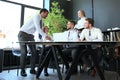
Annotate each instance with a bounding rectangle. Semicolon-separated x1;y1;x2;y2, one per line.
74;17;86;29
63;29;78;42
20;14;46;39
80;27;103;41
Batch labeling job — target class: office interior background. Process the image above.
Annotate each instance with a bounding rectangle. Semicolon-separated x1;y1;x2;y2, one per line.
0;1;120;80
0;0;120;48
0;0;120;74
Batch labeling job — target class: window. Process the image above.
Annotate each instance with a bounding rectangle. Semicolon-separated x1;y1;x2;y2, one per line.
7;0;43;8
0;1;21;48
0;1;43;49
24;8;39;23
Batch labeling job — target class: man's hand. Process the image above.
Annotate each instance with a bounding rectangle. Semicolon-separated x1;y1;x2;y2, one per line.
45;36;51;40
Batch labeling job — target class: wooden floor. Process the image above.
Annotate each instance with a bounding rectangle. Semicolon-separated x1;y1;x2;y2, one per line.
0;66;120;80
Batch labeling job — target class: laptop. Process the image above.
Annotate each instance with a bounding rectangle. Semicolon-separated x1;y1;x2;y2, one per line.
52;32;68;42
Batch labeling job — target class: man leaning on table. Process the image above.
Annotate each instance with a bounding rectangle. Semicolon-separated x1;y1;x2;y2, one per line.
18;8;51;77
79;18;103;76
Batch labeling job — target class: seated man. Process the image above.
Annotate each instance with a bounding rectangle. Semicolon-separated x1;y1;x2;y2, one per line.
79;18;103;76
62;20;85;74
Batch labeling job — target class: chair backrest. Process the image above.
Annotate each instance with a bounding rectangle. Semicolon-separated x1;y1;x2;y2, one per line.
12;48;21;56
12;42;21;57
12;42;32;57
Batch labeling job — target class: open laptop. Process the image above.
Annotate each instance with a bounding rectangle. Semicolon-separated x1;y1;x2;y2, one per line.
52;32;68;42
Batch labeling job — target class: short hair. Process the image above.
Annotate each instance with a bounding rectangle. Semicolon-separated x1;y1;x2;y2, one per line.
69;20;76;26
40;8;49;13
85;18;94;26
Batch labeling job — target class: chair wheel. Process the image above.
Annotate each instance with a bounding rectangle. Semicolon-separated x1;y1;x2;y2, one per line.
88;68;96;77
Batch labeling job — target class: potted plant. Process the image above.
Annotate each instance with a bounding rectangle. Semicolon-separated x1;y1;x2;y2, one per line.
43;1;68;35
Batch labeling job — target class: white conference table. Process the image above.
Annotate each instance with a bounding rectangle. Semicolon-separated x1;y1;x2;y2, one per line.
17;41;120;80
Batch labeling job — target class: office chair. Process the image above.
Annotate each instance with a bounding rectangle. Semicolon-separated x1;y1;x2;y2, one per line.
101;44;120;80
114;46;120;80
10;42;31;76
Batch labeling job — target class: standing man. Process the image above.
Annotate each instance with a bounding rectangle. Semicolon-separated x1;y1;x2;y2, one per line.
18;8;50;77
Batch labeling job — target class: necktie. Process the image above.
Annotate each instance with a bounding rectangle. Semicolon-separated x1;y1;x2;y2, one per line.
39;20;43;39
68;31;70;38
40;20;43;28
66;31;70;48
89;30;91;36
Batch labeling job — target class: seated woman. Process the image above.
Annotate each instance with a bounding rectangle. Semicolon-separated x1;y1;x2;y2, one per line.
37;26;53;76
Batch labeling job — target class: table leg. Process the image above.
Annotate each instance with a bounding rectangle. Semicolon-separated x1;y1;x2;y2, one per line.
92;48;105;80
64;50;80;80
56;46;69;69
36;46;51;79
93;59;105;80
52;46;62;80
64;61;74;80
64;47;105;80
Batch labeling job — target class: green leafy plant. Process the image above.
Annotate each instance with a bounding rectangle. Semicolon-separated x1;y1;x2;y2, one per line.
43;1;68;35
